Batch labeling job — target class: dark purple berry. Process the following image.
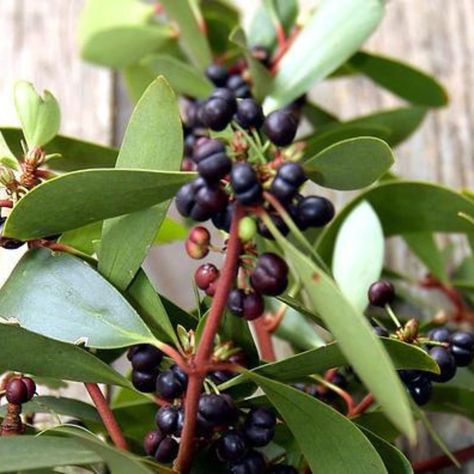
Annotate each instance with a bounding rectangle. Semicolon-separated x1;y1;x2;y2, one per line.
450;331;474;367
201;97;234;131
230;163;262;205
269;465;298;474
195;184;228;214
251;253;288;296
194;139;231;182
5;377;36;404
130;345;163;372
235;99;264;129
227;75;251;98
184;100;205;128
257;213;289;240
243;291;265;321
229;449;266;474
156;405;179;435
212;202;234;233
297;195;335;228
154;437;178;463
1;237;25;250
245;407;276;429
156;369;186;400
175;180;211;222
143;429;164;456
429;347;457;382
228;288;246;317
428;327;451;343
170;364;188;387
275;162;306;188
216;430;248;462
211;88;237;113
132;370;157;393
206;64;229;87
210;370;235;385
198;393;237;425
406;373;432;406
368;280;395;307
263;110;298;146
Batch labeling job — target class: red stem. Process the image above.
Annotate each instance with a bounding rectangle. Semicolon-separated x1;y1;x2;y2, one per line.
270;26;301;74
156;342;187;370
0;199;13;208
85;383;128;450
413;444;474;473
349;393;375;417
253;318;276;361
174;204;244;473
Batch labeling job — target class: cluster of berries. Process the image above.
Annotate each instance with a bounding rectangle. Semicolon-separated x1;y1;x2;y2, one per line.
368;280;474;406
4;375;36;405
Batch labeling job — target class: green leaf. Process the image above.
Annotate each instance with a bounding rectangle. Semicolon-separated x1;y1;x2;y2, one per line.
59;221;103;256
268;228;415;440
246;373;387;473
302;102;339;128
0;436;101;472
354;411;400;442
403;232;449;283
159;0;212;70
3;168;193;240
0;249;154;348
316;181;474;263
123;64;157;104
264;0;385;111
153;217;187;245
0;131;19;171
333;202;384;313
79;0;173;68
303;137;395;190
349;52;448;107
14;81;60;148
143;54;213;99
426;385;474;421
99;77;183;290
0;324;130;386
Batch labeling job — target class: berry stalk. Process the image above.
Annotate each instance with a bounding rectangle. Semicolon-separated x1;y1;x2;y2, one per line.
413;444;474;473
175;203;244;473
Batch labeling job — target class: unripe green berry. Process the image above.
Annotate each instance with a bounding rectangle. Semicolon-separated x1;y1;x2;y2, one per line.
238;217;257;242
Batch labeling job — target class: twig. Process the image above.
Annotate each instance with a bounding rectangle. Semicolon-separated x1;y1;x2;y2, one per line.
413;444;474;473
349;393;375;417
0;199;13;208
253;317;277;361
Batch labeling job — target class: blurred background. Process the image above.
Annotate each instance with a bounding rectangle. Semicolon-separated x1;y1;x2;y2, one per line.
0;0;473;470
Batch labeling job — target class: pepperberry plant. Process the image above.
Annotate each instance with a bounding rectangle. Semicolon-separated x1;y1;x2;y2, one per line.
0;0;473;473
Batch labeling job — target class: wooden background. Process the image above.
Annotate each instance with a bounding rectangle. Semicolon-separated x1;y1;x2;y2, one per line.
0;0;473;471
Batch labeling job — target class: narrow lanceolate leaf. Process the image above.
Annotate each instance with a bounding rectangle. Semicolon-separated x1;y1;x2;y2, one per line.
0;249;154;348
3;168;193;240
246;373;387;473
143;55;213;99
14;81;61;148
302;102;339;128
427;385;474;421
316;181;474;263
79;0;173;68
0;436;101;473
0;324;131;387
333;202;384;313
99;77;183;290
304;137;394;190
267;225;416;440
264;0;385;111
159;0;212;70
349;52;448;107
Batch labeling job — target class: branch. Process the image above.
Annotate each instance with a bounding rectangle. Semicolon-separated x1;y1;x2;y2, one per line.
85;383;128;450
349;393;374;417
174;204;244;473
253;317;276;361
413;444;474;473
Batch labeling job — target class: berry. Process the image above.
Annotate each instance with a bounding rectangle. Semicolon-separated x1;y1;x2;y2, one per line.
185;226;211;260
210;88;237;113
238;217;257;242
270;162;307;203
206;64;229;87
210;370;235;385
184;133;196;157
184;100;205;128
170;364;188;387
194;139;232;182
0;217;24;249
228;288;246;318
132;370;157;393
235;99;264;129
373;326;389;337
243;407;276;446
263;110;298;146
216;430;248;462
246;407;276;429
243;291;265;321
428;327;451;343
244;424;275;447
175;179;211;222
130;345;163;372
201;97;234;131
429;347;457;382
156;406;179;434
212;202;234;233
227;75;251;98
229;450;266;474
368;280;395;307
230;163;262;206
257;214;289;240
156;368;186;400
5;377;36;404
297;196;335;228
269;465;298;474
198;393;237;426
154;436;179;463
195;263;220;293
181;157;195;172
450;331;474;367
143;429;164;456
251;253;288;296
406;373;432;406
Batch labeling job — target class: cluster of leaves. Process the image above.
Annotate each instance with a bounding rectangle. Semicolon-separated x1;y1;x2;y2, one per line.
0;0;473;473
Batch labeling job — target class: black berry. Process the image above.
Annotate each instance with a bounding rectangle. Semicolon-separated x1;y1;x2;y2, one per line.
156;368;186;400
206;64;229;87
195;183;229;214
198;393;237;426
5;377;36;404
212;202;234;233
235;99;264;129
210;370;235;385
201;97;234;131
297;195;335;228
270;162;307;203
154;436;179;463
228;288;246;317
428;327;451;343
243;291;265;321
406;373;432;406
257;214;289;240
251;252;288;296
194;139;231;182
263;110;298;146
129;345;163;372
229;449;266;474
175;179;211;222
132;370;157;393
269;465;298;474
156;405;179;434
210;88;237;114
227;74;251;98
230;163;262;205
143;429;164;456
216;430;248;462
429;347;457;382
368;280;395;307
245;407;276;429
450;331;474;367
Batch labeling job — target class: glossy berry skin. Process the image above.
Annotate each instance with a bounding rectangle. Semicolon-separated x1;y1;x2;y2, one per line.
156;368;186;400
270;162;307;203
170;364;188;387
228;288;246;317
297;196;335;229
198;393;237;426
368;280;395;307
175;179;212;222
212;202;234;233
251;253;288;296
195;183;229;214
155;437;179;463
226;74;251;98
195;263;220;292
429;347;457;382
129;345;163;372
230;163;262;205
450;331;474;367
263;110;298;146
5;377;36;404
406;373;432;406
194;139;231;182
229;449;266;474
201;97;235;131
216;430;248;462
143;429;164;456
428;327;451;343
257;214;289;240
206;64;229;87
243;407;276;447
235;99;264;129
210;88;237;113
210;370;235;385
156;405;179;434
246;407;276;429
132;370;157;393
243;291;265;321
269;465;299;474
